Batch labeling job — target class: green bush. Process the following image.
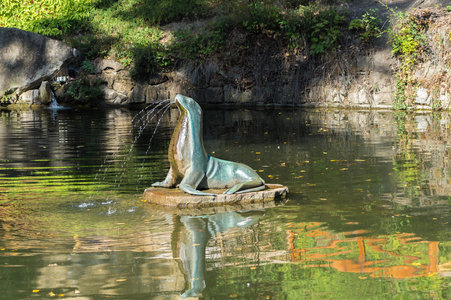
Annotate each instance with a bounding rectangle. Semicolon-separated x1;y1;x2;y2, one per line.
170;25;226;60
298;4;346;55
242;1;282;34
129;46;159;79
349;8;382;42
68;35;114;60
66;77;104;104
384;5;426;109
386;9;426;71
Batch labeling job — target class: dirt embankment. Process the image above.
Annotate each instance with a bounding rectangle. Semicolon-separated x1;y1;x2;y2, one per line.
5;0;451;109
134;0;450;109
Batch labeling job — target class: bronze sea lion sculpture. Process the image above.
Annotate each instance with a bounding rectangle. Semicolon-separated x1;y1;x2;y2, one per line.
152;94;266;196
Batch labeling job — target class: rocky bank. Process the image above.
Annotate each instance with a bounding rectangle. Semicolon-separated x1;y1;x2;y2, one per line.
1;1;451;109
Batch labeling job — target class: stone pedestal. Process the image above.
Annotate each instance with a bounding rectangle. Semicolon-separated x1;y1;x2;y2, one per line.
143;184;288;208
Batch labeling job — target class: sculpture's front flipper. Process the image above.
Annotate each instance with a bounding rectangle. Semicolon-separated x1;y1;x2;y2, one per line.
179;168;216;196
151;166;178;188
224;180;266;194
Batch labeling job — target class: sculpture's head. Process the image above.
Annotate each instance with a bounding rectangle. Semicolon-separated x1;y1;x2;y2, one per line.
174;94;202;117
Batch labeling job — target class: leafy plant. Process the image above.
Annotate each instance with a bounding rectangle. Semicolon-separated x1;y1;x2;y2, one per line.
66;77;103;104
82;59;96;74
349;8;382;42
393;75;408;110
386;9;426;71
297;4;346;55
384;5;426;109
0;93;15;105
129;45;159;79
170;25;226;60
242;1;282;34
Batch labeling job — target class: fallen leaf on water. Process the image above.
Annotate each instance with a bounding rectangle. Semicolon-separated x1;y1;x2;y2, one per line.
358;276;367;280
116;279;127;282
355;159;366;162
32;290;40;293
48;291;56;297
230;294;238;298
250;267;257;270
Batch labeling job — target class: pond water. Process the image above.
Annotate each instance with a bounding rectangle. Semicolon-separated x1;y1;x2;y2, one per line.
0;106;450;299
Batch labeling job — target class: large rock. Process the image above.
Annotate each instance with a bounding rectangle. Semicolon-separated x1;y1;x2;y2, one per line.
0;28;76;97
39;81;53;105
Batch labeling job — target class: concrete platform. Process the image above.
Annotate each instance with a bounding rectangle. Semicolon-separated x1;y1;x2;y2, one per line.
143;184;289;208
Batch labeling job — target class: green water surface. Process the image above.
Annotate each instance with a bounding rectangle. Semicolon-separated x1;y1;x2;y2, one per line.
0;107;450;299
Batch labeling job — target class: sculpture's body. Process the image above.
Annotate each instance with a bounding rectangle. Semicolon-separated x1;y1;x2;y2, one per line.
152;94;265;196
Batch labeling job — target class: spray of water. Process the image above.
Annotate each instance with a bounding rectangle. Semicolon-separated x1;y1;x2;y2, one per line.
86;99;173;212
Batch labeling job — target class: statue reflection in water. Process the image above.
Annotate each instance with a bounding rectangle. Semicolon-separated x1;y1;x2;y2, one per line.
173;210;264;298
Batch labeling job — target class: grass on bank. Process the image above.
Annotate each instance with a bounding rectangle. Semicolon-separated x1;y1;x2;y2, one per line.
0;0;360;78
